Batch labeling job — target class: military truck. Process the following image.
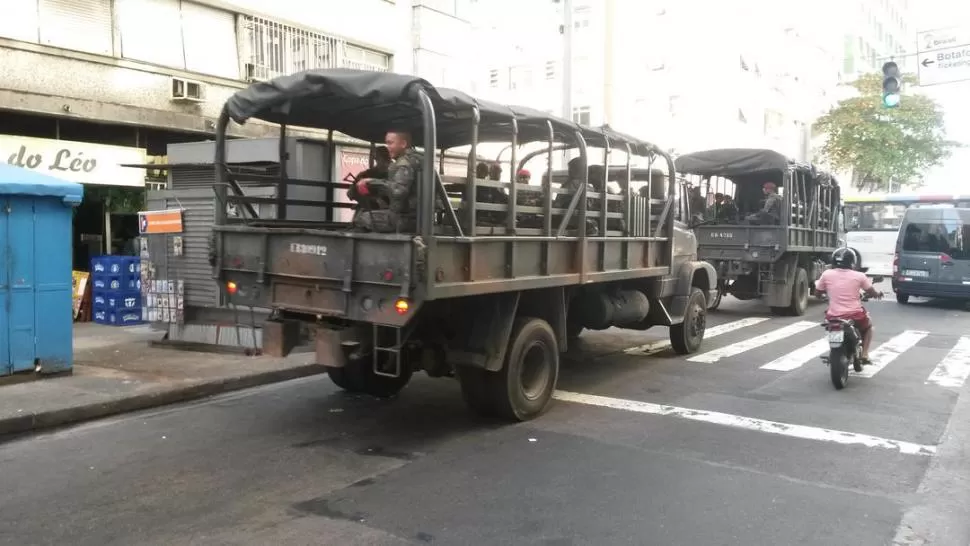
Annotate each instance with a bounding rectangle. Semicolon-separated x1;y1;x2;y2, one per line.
210;69;717;421
674;149;841;315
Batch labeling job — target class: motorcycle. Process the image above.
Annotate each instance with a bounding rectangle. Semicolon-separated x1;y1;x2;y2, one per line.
820;291;881;390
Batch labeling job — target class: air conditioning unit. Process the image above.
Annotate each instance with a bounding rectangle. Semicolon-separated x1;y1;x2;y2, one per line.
171;77;206;103
244;63;267;82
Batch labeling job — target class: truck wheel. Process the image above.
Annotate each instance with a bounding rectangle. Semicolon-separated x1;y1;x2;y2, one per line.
787;268;810;316
460;318;560;422
896;292;910;304
670;287;707;355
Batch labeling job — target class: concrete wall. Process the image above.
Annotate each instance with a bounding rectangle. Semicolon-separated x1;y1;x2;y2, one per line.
0;39;328;140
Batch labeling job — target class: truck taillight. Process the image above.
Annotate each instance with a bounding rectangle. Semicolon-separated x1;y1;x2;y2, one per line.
892;253;899;274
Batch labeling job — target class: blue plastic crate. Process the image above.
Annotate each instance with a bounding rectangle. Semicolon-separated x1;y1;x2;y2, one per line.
91;256;140;277
93;307;143;326
90;274;140;292
93;290;141;311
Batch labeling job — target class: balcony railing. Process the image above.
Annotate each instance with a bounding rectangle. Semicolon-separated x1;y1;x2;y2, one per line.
239;15;391;81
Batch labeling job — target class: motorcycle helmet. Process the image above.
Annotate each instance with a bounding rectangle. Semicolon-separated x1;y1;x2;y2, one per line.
831;247;856;269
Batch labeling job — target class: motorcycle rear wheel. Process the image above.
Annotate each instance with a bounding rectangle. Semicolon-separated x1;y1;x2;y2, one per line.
830;347;849;390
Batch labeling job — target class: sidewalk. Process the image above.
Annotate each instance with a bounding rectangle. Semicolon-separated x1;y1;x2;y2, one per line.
0;323;326;437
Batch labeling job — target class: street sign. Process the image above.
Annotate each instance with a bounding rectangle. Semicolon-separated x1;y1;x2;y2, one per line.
917;27;970;86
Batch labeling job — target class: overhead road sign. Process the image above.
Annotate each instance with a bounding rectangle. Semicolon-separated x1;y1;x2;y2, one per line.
917;27;970;86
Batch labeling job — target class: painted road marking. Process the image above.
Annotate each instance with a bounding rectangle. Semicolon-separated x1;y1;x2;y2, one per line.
854;330;929;378
761;338;829;371
688;321;818;364
926;336;970;388
623;317;769;356
553;391;936;456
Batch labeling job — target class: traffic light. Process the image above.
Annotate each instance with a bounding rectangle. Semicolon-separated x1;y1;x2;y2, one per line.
882;61;901;108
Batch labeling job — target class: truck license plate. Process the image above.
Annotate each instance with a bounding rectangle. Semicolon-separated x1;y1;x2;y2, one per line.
827;331;844;344
902;269;929;278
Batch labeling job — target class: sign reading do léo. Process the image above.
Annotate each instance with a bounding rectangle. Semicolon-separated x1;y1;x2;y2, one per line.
1;134;147;187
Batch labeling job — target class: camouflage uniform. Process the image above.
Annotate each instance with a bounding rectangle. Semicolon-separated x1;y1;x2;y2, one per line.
353;149;423;233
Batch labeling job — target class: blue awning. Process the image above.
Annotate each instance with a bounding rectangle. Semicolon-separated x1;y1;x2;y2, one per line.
0;163;84;205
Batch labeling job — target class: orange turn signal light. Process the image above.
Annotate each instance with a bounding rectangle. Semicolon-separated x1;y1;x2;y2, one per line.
226;281;238;295
394;298;409;315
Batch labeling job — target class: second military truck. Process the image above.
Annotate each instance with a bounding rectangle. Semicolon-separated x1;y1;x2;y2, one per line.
675;149;841;315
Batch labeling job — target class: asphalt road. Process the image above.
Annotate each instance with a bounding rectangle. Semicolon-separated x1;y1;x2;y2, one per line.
2;295;970;545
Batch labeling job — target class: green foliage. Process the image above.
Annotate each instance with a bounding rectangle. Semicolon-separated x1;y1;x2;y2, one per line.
82;186;145;213
813;73;960;192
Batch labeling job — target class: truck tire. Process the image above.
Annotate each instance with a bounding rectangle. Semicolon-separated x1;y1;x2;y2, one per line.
670;287;707;355
772;267;809;316
787;267;810;316
327;354;412;399
458;317;560;422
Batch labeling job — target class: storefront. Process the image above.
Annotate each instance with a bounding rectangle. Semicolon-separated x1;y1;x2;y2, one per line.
0;134;147;269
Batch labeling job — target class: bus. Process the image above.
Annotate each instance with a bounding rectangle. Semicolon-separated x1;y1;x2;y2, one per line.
844;193;970;280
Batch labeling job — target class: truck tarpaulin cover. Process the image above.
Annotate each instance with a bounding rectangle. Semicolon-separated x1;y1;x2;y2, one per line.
674;148;798;178
222;68;655;154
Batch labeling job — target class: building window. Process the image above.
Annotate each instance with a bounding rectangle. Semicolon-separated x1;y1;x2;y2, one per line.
38;0;113;56
545;61;556;80
572;106;591;125
668;95;681;116
489;69;499;87
240;15;389;82
573;6;590;29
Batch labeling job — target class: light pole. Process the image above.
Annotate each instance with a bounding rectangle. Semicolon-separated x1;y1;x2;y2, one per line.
561;0;573;122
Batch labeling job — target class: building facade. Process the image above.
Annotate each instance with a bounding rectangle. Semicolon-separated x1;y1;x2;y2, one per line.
477;0;912;162
1;0;482;261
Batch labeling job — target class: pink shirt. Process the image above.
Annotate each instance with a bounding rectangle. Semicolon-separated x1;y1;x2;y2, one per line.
815;268;872;316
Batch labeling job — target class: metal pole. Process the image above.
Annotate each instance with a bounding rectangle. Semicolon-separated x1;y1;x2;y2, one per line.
560;0;574;166
561;0;573;123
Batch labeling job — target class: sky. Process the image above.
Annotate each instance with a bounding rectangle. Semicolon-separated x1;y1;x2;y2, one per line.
915;0;970;191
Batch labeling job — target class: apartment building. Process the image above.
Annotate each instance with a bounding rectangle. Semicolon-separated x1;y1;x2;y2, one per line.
0;0;482;190
840;0;913;77
412;0;480;92
477;0;907;162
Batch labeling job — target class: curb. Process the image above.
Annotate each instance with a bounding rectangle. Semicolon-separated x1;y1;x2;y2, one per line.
0;364;327;438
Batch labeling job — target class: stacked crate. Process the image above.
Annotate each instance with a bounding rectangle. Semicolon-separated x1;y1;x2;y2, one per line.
90;256;143;326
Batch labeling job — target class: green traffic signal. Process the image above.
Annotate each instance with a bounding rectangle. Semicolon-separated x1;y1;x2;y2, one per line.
882;61;901;109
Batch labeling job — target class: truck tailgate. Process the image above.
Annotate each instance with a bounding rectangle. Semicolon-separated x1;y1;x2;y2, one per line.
215;226;419;323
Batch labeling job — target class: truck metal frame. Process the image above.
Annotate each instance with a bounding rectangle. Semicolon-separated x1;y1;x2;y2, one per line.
210;69;716;421
675;148;841;315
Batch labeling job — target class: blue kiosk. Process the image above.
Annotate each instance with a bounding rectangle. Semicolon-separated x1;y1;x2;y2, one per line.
0;163;83;377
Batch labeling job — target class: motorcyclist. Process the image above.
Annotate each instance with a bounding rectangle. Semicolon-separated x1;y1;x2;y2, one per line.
814;248;883;364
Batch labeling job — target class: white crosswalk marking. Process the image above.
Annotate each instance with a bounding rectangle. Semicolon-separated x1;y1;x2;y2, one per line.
688;321;819;364
615;316;969;389
853;330;929;378
624;317;769;356
761;338;829;372
926;336;970;388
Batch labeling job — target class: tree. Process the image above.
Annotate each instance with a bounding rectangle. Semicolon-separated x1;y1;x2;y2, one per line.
813;73;960;193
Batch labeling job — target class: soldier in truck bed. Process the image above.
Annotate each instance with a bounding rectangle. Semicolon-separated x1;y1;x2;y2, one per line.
347;145;392;214
351;131;422;233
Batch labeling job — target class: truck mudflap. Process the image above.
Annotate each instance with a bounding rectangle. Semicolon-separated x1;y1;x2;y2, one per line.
215;226;424;326
668;260;718;322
